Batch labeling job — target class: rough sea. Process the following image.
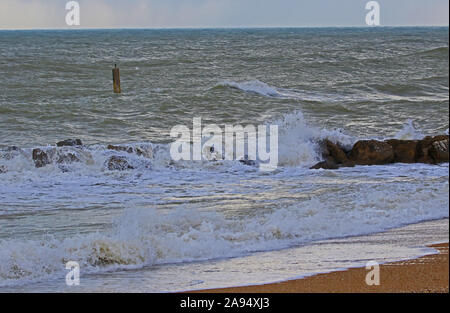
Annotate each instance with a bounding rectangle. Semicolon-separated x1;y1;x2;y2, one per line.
0;27;448;292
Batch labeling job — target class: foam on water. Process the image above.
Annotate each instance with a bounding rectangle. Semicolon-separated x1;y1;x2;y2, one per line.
0;169;448;287
0;111;353;177
395;119;424;140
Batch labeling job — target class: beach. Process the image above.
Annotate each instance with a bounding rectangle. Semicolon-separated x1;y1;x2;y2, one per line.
195;242;448;293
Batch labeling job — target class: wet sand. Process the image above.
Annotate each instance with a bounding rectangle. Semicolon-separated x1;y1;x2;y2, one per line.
194;243;448;293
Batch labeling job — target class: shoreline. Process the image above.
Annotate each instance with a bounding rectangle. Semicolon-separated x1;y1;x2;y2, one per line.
193;242;449;293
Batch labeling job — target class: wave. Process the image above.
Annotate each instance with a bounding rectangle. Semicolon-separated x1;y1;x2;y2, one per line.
0;177;448;287
395;119;424;140
0;111;355;176
414;46;449;58
213;80;286;98
1;112;439;176
213;80;334;102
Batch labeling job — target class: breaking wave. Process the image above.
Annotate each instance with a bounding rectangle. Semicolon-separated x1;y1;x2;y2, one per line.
0;177;448;286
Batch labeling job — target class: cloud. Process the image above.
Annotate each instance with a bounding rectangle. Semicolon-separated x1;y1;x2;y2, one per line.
0;0;448;30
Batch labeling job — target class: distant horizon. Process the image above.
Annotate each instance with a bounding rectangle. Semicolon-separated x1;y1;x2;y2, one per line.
1;0;448;30
0;25;449;32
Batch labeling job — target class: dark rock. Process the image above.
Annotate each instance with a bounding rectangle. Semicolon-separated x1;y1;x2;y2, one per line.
239;155;257;166
310;134;448;170
107;145;133;154
32;148;51;168
106;156;134;171
319;139;349;165
57;152;80;164
57;139;83;147
107;145;153;158
0;146;23;160
0;165;6;174
310;139;355;170
310;159;339;170
348;140;394;165
385;139;418;163
425;135;449;163
416;135;449;164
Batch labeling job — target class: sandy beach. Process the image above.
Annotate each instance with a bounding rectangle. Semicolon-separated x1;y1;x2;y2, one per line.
194;243;449;293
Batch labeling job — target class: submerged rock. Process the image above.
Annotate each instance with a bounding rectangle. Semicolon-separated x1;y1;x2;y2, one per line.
0;146;25;160
107;144;153;159
105;156;134;171
57;139;83;147
239;155;257;166
57;152;80;164
32;149;51;168
0;165;6;174
310;160;339;170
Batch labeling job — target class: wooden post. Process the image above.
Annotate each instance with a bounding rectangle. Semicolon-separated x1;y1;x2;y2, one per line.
112;64;121;93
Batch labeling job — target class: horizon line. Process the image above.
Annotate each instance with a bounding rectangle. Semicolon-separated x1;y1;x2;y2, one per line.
1;25;449;31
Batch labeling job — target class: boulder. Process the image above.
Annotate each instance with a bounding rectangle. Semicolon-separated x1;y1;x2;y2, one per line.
310;139;355;170
57;139;83;147
0;146;24;160
427;135;449;163
310;159;339;170
310;134;448;170
416;135;449;164
385;139;418;163
239;155;257;166
32;148;51;168
107;144;153;158
319;139;349;164
107;145;133;154
57;152;80;164
105;156;134;171
348;140;394;165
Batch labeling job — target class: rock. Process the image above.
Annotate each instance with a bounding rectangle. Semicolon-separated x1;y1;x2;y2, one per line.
310;139;355;170
319;139;350;165
105;156;134;171
310;134;448;170
0;165;6;174
416;135;449;164
32;148;51;168
107;144;153;158
310;159;339;170
429;136;449;163
239;155;257;166
0;146;24;160
57;152;80;164
385;139;418;163
57;139;83;147
348;140;394;165
107;145;133;154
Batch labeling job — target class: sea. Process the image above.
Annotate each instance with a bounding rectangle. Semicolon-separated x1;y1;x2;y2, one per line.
0;27;448;292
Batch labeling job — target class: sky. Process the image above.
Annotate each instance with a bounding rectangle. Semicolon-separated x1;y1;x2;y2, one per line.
0;0;448;30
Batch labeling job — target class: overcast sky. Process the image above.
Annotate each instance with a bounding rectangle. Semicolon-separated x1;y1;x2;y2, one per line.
0;0;448;30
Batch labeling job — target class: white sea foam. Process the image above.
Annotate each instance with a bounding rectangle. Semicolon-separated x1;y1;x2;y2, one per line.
0;111;448;287
395;119;424;140
0;110;355;177
215;80;283;98
0;172;447;287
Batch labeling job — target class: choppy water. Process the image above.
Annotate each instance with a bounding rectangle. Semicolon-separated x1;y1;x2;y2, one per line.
0;27;448;292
